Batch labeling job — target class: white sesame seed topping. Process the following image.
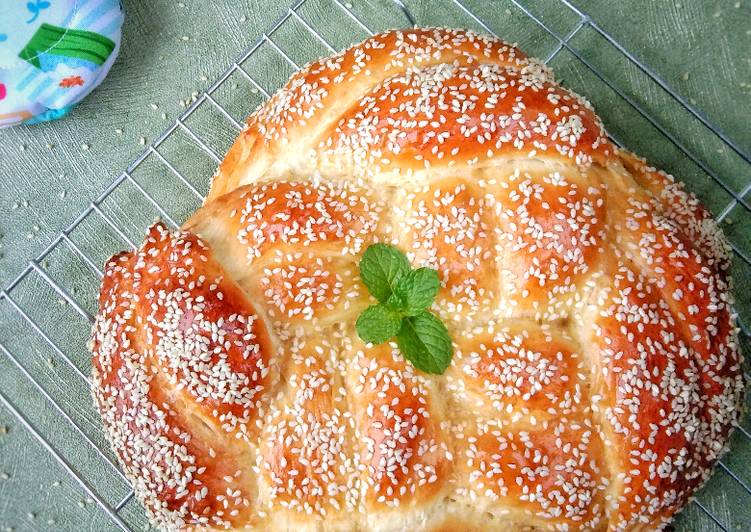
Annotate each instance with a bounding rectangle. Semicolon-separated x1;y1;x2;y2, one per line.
91;27;743;532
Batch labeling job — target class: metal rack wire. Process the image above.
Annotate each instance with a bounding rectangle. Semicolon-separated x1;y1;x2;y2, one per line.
0;0;748;530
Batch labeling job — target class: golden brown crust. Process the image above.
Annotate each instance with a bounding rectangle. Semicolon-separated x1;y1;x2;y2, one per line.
91;224;274;529
90;27;745;532
209;27;612;203
350;344;447;508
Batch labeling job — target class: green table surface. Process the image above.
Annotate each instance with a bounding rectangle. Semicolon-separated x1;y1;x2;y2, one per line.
0;0;750;530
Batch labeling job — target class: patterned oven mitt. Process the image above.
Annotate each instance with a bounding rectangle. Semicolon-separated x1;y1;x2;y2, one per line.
0;0;124;128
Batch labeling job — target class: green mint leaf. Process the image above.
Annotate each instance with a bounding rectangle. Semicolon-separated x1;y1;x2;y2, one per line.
359;243;410;302
385;292;405;312
396;311;453;374
356;244;454;375
356;304;403;344
394;267;440;315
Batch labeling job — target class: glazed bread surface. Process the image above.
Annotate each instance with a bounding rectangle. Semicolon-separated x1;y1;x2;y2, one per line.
90;28;745;532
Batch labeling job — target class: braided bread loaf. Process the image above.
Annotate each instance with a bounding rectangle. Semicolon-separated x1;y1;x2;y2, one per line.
90;28;745;531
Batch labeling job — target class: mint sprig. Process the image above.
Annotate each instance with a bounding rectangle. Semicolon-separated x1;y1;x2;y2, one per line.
355;243;453;374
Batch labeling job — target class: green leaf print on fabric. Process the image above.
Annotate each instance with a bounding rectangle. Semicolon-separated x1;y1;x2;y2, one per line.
18;23;116;69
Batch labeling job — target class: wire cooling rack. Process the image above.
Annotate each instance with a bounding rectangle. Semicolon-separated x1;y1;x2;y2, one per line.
0;0;749;530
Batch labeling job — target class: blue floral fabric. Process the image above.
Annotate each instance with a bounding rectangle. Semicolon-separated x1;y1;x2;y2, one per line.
0;0;124;128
